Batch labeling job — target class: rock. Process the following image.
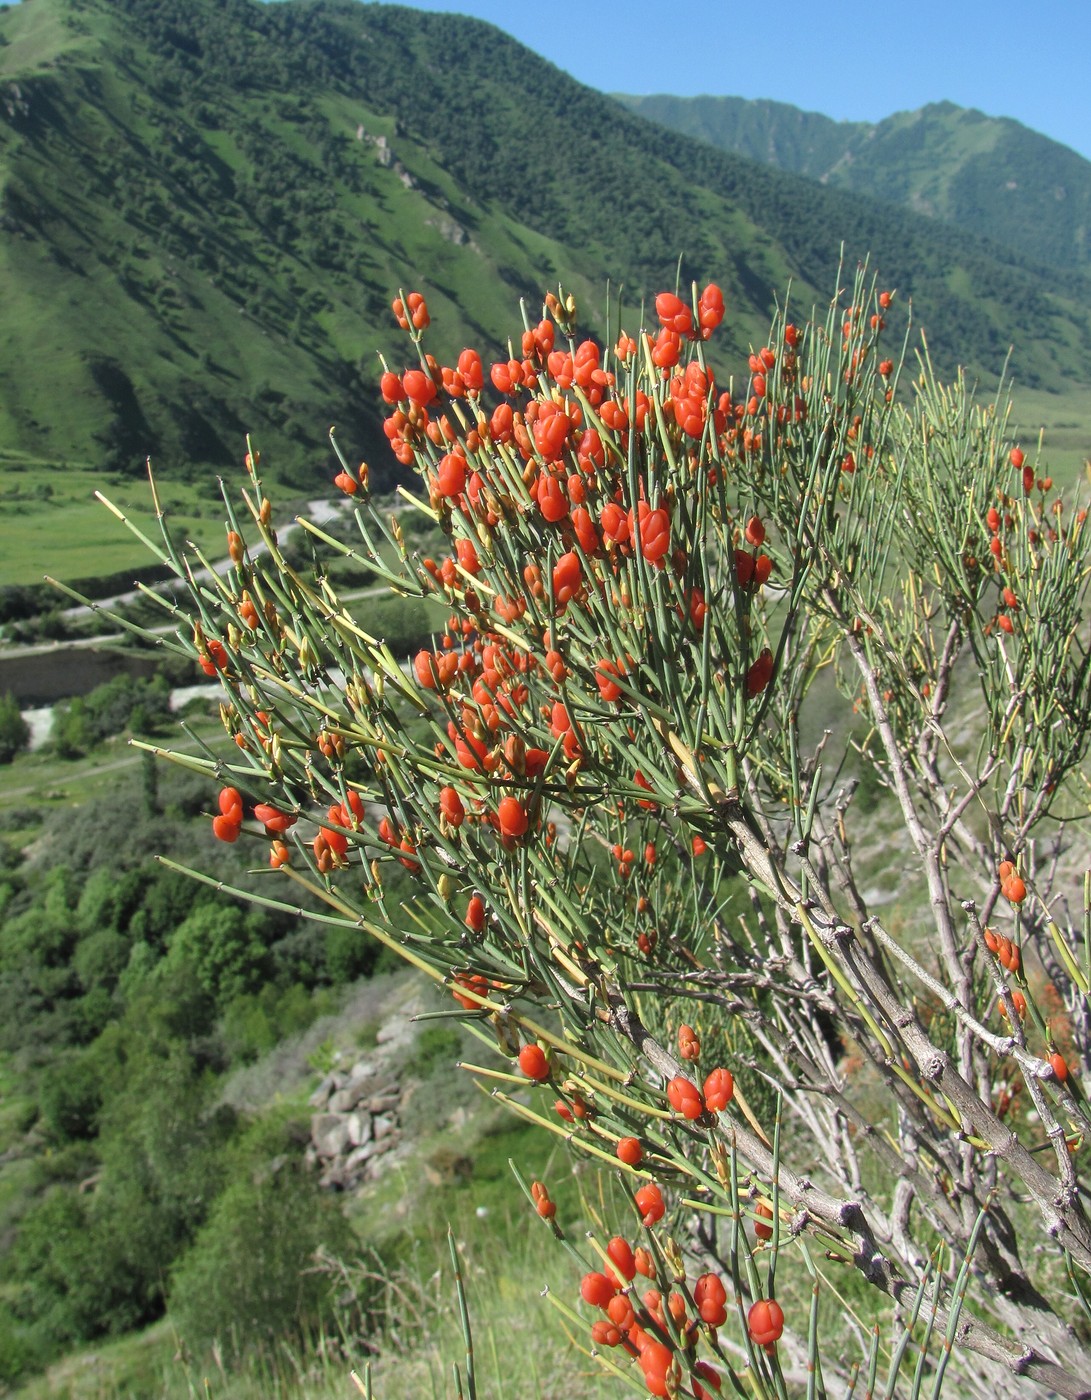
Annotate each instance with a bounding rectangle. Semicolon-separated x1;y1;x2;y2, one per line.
308;1071;340;1107
367;1138;405;1180
319;1163;349;1190
346;1112;372;1147
328;1087;362;1114
307;1002;417;1190
426;215;466;245
342;1146;374;1178
312;1113;351;1160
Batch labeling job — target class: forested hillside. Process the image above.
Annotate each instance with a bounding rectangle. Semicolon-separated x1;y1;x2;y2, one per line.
617;93;1091;274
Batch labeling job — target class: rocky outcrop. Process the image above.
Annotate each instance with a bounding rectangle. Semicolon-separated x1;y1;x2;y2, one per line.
306;1008;417;1190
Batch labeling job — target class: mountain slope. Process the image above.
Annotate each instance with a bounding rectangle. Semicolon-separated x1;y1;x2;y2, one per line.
616;94;1091;275
0;0;1088;505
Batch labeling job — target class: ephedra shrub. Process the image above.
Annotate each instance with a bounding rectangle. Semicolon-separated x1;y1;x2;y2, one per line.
70;267;1091;1397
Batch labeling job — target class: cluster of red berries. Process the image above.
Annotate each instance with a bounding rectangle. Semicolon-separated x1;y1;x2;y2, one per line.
978;446;1086;642
217;280;901;988
577;1235;784;1395
983;926;1021;973
335;281;861;970
211;785;297;852
665;1067;734;1120
579;1244;725;1397
199;637;229;677
212;785;244;842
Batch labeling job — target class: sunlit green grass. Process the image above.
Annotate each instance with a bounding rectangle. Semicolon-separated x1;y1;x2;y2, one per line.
0;464;221;588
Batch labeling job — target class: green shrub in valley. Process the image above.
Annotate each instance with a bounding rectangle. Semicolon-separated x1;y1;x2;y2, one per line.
168;900;271;1004
168;1118;359;1362
0;693;29;764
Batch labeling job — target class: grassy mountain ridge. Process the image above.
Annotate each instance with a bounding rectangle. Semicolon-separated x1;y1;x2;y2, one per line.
0;0;1088;524
616;93;1091;275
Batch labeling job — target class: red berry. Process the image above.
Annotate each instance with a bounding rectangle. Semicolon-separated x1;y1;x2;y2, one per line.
451;972;488;1011
530;1180;556;1219
211;813;241;843
634;1182;665;1226
551;551;582;608
633;1246;656;1278
606;1236;637;1282
580;1271;617;1309
435;452;467;499
1050;1052;1070;1083
402;368;436;406
746;648;774;698
639;1340;675;1397
518;1043;550;1081
406;291;429;329
616;1136;643;1167
747;1297;784;1346
1003;875;1027;905
414;650;440;690
694;1272;728;1327
497;795;529;840
754;1200;774;1240
595;658;626;702
655;290;693;337
439;786;465;827
666;1075;704;1120
999;989;1027;1020
200;638;229;675
254;802;295;834
607;1291;636;1329
693;1360;722;1398
703;1066;734;1112
698;283;725;335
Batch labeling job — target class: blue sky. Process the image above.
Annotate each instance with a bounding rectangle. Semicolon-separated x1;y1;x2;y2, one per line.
389;0;1091;162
